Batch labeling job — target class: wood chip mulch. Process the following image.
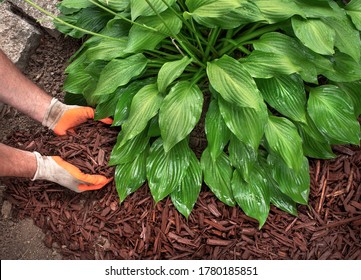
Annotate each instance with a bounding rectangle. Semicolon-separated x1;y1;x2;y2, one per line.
2;121;361;260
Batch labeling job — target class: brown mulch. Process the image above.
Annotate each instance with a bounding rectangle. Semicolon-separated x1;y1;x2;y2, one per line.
2;121;361;260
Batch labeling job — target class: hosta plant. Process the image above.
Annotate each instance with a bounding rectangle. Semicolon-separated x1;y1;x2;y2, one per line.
26;0;361;228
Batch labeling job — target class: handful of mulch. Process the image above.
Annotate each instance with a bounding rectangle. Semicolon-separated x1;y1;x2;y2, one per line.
2;121;361;260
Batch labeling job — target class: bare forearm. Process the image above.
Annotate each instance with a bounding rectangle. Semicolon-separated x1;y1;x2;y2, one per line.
0;49;52;123
0;143;37;178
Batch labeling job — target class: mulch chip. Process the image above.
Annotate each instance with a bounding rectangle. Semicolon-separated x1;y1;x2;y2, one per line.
1;121;361;260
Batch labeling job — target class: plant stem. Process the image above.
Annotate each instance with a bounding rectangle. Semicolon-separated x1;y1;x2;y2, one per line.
219;23;282;56
145;0;205;67
204;28;221;61
23;0;123;41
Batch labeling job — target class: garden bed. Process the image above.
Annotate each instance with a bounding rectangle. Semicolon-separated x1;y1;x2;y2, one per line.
1;30;360;260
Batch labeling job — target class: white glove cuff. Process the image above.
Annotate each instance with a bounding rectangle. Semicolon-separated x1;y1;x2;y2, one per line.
42;98;66;130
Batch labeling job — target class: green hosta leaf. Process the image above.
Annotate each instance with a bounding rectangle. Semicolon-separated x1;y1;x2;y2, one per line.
58;0;94;14
185;0;243;18
337;81;361;116
63;72;92;94
201;148;235;206
57;7;113;38
294;0;340;18
218;97;267;150
112;79;155;126
121;84;163;144
268;154;310;205
322;16;361;62
292;17;336;55
265;116;303;171
240;50;301;78
269;182;298;216
159;81;203;152
307;85;360;145
171;150;202;219
115;149;147;203
231;167;270;228
125;9;182;53
189;2;265;29
298;124;336;159
207;55;264;110
148;116;161;137
64;92;87;106
157;56;192;93
147;139;190;203
256;74;307;123
254;32;331;83
228;135;257;181
255;0;305;23
346;0;361;30
86;38;128;61
98;0;130;12
93;54;148;96
323;51;361;82
109;130;150;166
94;90;122;120
205;100;231;160
130;0;176;20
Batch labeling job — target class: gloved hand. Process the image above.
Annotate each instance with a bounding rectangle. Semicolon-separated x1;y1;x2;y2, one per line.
42;98;112;135
32;152;112;192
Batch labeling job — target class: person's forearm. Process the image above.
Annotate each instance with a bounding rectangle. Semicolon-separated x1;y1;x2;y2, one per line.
0;49;52;123
0;143;37;178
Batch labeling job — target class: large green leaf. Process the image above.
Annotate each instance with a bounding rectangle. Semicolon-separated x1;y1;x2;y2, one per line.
269;180;298;216
56;7;113;38
63;72;92;94
171;150;202;219
185;0;243;18
228;134;257;181
256;74;307;123
201;148;235;206
322;16;361;62
337;81;361;116
253;32;332;83
205;100;231;160
59;0;94;14
240;50;301;78
130;0;176;20
188;1;264;29
121;84;163;144
254;0;305;23
294;0;340;18
109;130;150;166
147;139;190;203
346;0;361;30
125;9;182;53
93;54;148;96
86;38;128;61
112;80;154;126
268;154;310;205
159;81;203;152
292;17;336;55
265;116;304;171
298;123;336;159
157;56;192;93
218;97;267;150
98;0;130;12
207;55;264;110
307;85;360;145
115;149;147;203
231;167;270;228
323;51;361;82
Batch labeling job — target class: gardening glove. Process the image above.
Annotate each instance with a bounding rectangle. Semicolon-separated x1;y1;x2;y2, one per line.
32;152;112;192
42;98;113;136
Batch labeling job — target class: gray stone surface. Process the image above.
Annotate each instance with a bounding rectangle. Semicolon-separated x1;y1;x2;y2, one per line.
8;0;60;36
0;1;42;70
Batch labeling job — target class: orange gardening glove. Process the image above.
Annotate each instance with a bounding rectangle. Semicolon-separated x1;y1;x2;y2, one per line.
42;98;112;135
32;152;112;192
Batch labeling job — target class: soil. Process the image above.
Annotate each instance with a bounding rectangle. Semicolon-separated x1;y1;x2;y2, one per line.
0;29;360;260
